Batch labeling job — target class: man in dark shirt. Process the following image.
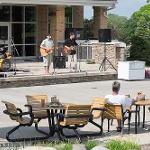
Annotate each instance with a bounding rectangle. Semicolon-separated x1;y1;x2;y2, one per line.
64;32;78;72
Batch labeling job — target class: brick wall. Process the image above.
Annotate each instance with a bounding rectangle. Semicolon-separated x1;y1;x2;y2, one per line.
72;6;84;28
49;6;65;45
55;6;65;43
49;6;57;43
37;5;48;55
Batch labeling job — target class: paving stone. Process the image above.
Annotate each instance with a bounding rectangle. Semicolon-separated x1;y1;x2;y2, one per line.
73;144;87;150
91;145;109;150
19;146;56;150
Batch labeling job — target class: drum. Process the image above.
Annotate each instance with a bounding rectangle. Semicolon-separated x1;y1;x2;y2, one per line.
0;59;11;71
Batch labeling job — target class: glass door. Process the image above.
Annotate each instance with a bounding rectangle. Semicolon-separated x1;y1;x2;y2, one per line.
0;23;10;51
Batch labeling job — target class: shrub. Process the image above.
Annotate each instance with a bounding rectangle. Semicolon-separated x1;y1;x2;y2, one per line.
105;139;140;150
57;143;72;150
85;140;98;150
86;59;95;64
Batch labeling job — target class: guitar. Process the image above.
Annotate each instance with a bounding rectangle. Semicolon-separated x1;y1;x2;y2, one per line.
40;47;53;57
64;46;77;55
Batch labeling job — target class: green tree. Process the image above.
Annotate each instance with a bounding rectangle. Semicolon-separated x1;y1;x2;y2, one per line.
84;19;94;39
132;5;150;40
107;14;128;40
128;36;150;65
126;4;150;65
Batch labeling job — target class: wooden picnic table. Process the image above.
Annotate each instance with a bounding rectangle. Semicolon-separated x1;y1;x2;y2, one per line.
32;103;75;138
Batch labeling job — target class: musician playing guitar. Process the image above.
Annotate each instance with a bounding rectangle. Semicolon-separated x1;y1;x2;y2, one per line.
40;34;54;74
64;32;78;72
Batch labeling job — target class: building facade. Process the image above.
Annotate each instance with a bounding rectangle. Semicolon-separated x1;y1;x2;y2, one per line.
0;0;117;58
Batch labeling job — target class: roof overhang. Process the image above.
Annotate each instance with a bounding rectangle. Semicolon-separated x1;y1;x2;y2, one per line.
0;0;117;7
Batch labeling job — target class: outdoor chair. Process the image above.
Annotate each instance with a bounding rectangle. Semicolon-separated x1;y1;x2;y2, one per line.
90;98;106;133
91;98;106;119
56;105;92;143
2;100;48;142
26;94;49;135
109;105;141;131
101;103;131;134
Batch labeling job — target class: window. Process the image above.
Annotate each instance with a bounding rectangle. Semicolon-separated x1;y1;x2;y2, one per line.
65;7;73;28
25;7;36;22
0;26;8;40
13;45;23;57
12;6;23;22
0;5;37;57
25;24;36;44
25;45;35;56
0;6;10;21
12;23;23;44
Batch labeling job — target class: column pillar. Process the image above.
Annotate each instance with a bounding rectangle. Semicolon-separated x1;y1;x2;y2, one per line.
37;5;48;55
93;7;108;38
72;6;84;28
55;6;65;42
49;6;65;45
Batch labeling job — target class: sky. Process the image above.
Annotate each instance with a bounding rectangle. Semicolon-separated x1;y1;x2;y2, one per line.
84;0;147;19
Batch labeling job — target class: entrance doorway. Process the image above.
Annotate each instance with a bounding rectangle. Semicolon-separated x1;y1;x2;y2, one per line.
0;23;11;51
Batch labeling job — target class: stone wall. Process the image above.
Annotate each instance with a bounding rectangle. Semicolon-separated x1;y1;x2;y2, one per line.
0;73;117;88
92;43;125;68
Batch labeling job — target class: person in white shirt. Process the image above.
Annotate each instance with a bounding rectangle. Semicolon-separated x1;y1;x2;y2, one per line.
105;81;133;131
40;34;54;74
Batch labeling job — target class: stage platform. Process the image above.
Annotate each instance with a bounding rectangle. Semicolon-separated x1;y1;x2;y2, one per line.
0;61;117;88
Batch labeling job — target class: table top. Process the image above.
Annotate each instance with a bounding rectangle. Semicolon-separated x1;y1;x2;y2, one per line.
134;99;150;106
32;103;75;111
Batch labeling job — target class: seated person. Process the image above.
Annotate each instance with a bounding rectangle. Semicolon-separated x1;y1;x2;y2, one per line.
105;81;133;131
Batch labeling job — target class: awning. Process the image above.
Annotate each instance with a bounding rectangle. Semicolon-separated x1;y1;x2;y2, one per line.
0;0;117;7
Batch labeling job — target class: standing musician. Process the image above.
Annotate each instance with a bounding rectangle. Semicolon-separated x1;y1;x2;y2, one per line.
64;32;78;72
40;34;54;74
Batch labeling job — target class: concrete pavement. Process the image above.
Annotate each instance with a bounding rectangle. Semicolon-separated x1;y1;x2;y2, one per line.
0;80;150;146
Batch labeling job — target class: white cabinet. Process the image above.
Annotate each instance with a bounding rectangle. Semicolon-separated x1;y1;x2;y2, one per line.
118;61;145;80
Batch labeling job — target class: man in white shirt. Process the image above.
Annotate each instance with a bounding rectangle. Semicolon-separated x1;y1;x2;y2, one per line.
40;34;54;74
105;81;133;131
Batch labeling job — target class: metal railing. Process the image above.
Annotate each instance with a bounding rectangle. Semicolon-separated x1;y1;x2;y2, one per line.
76;44;93;60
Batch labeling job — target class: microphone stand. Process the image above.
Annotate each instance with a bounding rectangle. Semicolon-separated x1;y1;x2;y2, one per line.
10;37;20;75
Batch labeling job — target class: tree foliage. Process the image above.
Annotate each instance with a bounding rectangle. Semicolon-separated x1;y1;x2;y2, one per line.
128;36;150;65
131;5;150;39
126;4;150;65
107;14;128;40
107;4;150;65
83;19;94;39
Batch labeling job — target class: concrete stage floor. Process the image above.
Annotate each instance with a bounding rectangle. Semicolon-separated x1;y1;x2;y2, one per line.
0;61;117;88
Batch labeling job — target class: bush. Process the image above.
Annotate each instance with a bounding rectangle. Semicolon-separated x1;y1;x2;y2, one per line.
85;140;98;150
105;139;140;150
86;59;95;64
57;143;72;150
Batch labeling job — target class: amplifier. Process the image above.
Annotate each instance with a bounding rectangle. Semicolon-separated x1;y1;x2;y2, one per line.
53;56;66;69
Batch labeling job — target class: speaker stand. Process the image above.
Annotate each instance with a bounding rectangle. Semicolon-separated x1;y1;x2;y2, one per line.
99;43;117;72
